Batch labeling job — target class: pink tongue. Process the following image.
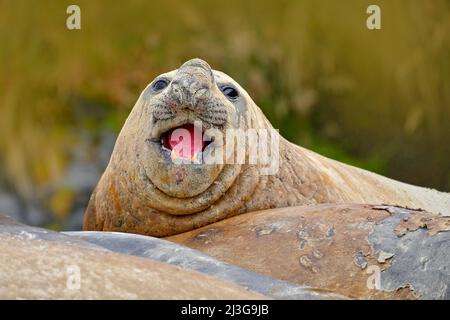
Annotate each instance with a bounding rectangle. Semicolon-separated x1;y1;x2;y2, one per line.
165;124;205;159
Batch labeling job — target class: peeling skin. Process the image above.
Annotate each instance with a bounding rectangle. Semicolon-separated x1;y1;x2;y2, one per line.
168;204;450;299
83;58;450;237
354;252;368;269
394;212;450;236
368;208;450;299
376;251;395;263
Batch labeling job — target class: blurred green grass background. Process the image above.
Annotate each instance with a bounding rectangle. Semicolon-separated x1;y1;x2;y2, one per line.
0;0;449;226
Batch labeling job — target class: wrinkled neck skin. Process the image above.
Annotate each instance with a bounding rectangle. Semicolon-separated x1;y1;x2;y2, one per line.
247;137;450;218
84;90;267;237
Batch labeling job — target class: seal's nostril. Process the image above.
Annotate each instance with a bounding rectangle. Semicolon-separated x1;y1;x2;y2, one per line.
192;87;209;104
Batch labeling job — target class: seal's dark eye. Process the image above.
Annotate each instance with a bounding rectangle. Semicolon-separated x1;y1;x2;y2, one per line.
152;79;169;91
221;86;239;100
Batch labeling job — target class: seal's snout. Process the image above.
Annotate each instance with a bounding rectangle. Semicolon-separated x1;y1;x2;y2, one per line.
169;58;215;108
150;58;227;142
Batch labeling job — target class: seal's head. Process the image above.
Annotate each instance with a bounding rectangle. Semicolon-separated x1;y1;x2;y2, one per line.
84;58;271;236
143;58;244;198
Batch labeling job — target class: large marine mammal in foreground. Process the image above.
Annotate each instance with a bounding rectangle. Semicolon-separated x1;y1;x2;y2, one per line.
83;58;450;236
168;204;450;299
2;207;449;299
0;214;266;299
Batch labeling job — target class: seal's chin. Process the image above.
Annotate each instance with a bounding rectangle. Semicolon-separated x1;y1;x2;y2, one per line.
143;120;225;199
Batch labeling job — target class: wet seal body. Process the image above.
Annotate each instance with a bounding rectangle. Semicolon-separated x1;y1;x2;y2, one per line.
168;204;450;299
0;212;342;299
66;230;346;300
83;58;450;237
0;214;266;299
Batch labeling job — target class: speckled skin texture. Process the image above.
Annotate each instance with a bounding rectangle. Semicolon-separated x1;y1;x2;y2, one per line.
0;213;338;300
0;233;266;299
83;58;450;237
66;231;347;300
168;204;450;299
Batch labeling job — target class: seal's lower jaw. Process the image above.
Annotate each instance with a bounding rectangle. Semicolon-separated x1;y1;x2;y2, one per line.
143;122;225;198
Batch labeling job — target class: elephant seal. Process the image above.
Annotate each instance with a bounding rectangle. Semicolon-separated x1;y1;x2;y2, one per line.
168;204;450;300
0;213;344;299
83;58;450;237
65;231;346;300
0;214;266;299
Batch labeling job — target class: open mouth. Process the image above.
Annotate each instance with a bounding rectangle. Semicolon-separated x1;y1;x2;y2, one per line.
160;123;212;161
